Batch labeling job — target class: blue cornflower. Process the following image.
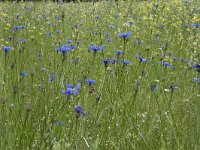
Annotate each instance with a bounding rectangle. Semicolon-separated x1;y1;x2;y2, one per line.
56;30;61;33
101;58;117;68
74;105;87;116
163;61;171;67
195;64;200;73
122;59;132;65
62;83;81;95
14;25;25;30
85;79;96;84
193;77;199;83
56;44;76;53
63;88;73;95
191;24;200;28
136;54;147;62
150;84;158;92
101;58;112;65
118;32;132;38
114;50;124;55
89;44;105;51
66;84;74;89
110;58;118;63
159;61;171;67
2;46;11;52
128;21;134;25
21;72;28;77
73;83;81;94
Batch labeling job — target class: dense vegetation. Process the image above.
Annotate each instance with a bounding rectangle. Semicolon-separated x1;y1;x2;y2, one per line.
1;0;101;2
0;0;200;149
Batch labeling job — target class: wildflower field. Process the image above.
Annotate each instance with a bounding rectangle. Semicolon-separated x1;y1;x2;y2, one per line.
0;0;200;149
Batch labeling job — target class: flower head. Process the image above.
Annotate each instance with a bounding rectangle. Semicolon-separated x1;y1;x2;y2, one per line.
74;105;87;116
192;24;200;28
158;61;171;67
56;30;61;34
136;54;147;62
89;44;105;51
14;25;25;30
62;83;81;95
73;83;81;94
195;64;200;73
193;77;199;83
110;58;118;63
114;50;124;55
56;44;76;53
2;46;11;53
118;32;132;38
85;79;96;84
122;59;132;65
101;58;112;65
21;72;28;77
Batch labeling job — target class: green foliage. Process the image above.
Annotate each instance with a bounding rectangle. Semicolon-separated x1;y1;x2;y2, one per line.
0;0;200;149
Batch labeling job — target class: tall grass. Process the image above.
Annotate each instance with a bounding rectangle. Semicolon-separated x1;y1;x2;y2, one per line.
0;0;200;149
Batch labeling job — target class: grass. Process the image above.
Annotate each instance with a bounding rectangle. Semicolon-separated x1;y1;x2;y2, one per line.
0;0;200;149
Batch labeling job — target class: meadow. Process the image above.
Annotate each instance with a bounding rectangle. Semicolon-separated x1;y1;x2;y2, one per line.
0;0;200;149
